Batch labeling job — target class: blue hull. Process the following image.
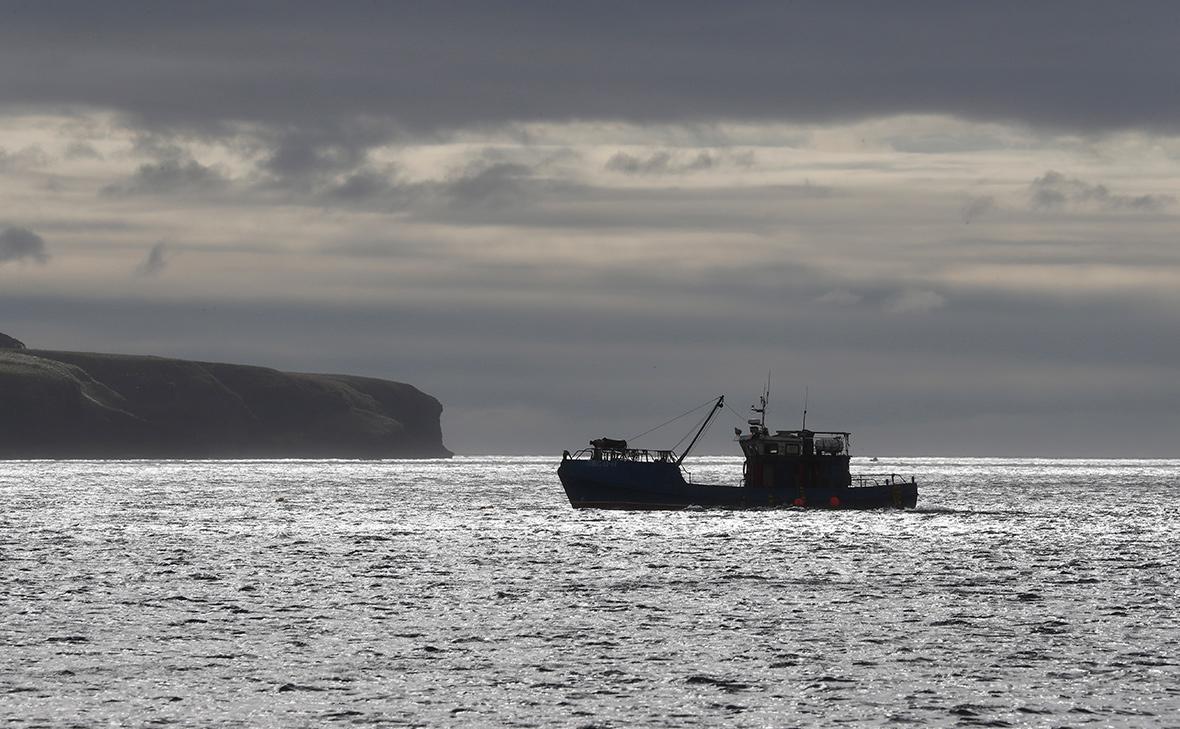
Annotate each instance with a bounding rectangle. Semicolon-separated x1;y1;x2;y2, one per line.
557;459;917;510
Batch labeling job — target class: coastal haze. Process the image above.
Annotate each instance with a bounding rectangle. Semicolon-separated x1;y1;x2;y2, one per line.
3;3;1180;456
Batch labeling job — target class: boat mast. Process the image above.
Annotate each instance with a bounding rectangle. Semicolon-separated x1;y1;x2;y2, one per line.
750;375;769;429
676;395;724;466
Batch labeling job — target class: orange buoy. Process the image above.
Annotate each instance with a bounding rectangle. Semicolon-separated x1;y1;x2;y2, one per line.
792;497;805;507
829;496;841;508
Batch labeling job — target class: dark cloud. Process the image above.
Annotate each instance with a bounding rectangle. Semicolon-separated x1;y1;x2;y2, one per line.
64;141;103;160
443;162;533;208
1;3;1178;135
102;158;227;196
607;151;671;174
314;162;534;211
413;177;832;230
135;242;171;276
814;289;862;307
1030;171;1175;211
0;145;49;170
886;289;946;314
960;195;997;224
324;169;404;203
262;131;376;184
605;151;718;175
0;226;50;264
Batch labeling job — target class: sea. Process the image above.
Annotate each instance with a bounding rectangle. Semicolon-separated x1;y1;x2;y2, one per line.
2;457;1178;728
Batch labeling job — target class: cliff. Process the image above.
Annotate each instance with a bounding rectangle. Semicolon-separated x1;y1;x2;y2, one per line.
0;347;451;459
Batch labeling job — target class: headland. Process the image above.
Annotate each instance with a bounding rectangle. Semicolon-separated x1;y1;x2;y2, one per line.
0;334;451;459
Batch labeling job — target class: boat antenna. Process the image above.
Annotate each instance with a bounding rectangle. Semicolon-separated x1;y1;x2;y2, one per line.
751;373;770;428
676;395;724;466
764;370;771;427
802;386;809;431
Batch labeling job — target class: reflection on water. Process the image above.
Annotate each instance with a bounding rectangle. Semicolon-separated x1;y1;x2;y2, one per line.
2;457;1178;726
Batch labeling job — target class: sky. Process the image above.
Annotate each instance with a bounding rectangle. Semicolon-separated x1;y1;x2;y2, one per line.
2;2;1178;456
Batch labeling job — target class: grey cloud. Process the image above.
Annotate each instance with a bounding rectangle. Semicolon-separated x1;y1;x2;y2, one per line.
296;160;539;213
685;152;718;171
444;162;533;208
135;241;171;276
320;168;422;210
0;226;50;264
102;158;228;196
96;141;545;213
328;171;391;201
887;289;946;314
316;236;439;260
1;4;1178;136
256;122;401;191
317;161;535;211
265;136;367;182
1030;171;1175;212
606;151;671;174
815;289;862;307
0;145;50;170
412;178;832;231
960;195;997;224
129;135;191;163
606;151;718;175
64;141;103;160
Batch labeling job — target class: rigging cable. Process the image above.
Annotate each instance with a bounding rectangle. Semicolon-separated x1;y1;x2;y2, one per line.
671;403;719;453
626;397;720;443
723;401;749;427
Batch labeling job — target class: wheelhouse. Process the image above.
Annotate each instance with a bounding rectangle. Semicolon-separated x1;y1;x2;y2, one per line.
738;425;852;490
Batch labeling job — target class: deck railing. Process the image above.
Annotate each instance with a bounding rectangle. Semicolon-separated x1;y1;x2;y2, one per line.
565;447;677;463
851;473;916;489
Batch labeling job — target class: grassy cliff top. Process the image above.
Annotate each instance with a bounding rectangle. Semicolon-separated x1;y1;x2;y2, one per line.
0;348;451;459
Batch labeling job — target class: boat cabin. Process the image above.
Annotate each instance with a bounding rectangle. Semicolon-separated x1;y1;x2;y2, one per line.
738;425;852;490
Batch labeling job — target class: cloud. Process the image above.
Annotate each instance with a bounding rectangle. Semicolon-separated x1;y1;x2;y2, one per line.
1029;171;1175;212
256;122;398;190
0;145;49;170
102;158;228;196
264;136;368;182
135;241;171;276
444;162;532;207
0;226;50;264
606;151;672;174
605;150;719;175
320;168;424;210
887;289;946;314
3;5;1177;136
815;289;862;307
64;141;103;160
327;170;393;201
960;195;997;224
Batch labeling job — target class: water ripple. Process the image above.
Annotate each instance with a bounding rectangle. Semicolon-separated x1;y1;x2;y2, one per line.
1;457;1178;726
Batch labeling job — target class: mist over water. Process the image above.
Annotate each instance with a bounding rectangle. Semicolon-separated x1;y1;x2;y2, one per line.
3;457;1178;726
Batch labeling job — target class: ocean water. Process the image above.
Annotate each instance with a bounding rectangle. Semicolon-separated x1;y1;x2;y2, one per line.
2;457;1178;727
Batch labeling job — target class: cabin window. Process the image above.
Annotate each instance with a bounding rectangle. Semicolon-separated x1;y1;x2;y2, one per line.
764;443;780;455
786;444;801;455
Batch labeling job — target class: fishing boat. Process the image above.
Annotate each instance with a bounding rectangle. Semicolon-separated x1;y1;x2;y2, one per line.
558;393;917;510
